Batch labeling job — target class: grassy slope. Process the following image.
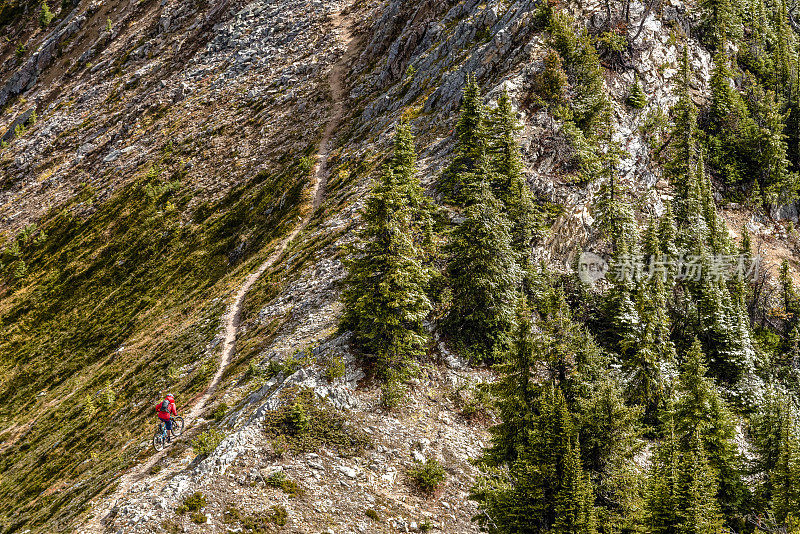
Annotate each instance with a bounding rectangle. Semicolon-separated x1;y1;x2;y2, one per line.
0;143;314;532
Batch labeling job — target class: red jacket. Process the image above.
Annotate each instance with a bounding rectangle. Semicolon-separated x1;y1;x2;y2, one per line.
156;399;177;421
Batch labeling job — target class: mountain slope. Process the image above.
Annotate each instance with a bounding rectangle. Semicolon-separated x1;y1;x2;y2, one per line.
1;0;800;532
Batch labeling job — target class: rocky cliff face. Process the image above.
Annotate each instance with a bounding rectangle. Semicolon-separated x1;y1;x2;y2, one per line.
0;0;794;532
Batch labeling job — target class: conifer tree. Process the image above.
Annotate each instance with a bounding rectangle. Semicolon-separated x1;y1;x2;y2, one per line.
571;33;611;134
773;0;792;97
390;119;436;253
443;74;489;204
482;302;541;465
445;183;520;362
771;404;800;524
486;89;540;280
679;156;709;254
678;431;725;533
645;414;682;534
700;0;736;50
628;264;676;422
674;339;745;521
755;88;793;205
667;48;700;222
709;50;736;131
553;437;597;534
540;287;605;404
626;75;647;109
342;149;432;376
646;414;724;534
39;0;54;28
658;204;679;285
750;389;797;515
780;260;797;333
472;385;596;534
577;377;643;515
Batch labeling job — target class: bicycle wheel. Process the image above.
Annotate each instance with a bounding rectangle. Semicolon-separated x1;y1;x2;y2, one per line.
153;425;166;451
171;416;184;436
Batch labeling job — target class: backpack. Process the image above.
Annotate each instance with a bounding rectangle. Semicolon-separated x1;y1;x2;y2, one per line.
161;399;170;411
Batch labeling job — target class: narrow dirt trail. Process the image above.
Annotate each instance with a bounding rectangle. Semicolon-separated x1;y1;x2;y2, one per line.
80;11;355;533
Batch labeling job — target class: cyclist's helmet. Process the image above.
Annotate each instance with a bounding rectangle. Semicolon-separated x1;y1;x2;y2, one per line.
166;393;174;401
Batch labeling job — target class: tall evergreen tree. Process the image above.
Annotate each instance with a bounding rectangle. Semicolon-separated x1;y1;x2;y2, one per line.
645;415;724;534
390;119;436;252
445;183;520;361
645;414;682;534
577;376;643;521
773;0;792;97
486;89;540;284
342;137;432;376
772;410;800;525
443;74;489;204
482;302;541;465
553;436;597;534
473;384;596;534
753;88;794;205
674;339;745;522
628;252;677;423
667;47;700;222
780;259;797;333
700;0;736;50
677;431;725;533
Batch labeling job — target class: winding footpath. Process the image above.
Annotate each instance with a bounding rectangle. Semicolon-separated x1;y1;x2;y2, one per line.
80;10;355;533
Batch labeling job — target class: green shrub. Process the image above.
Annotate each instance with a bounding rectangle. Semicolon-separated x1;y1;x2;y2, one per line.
191;429;225;456
265;470;303;497
458;383;491;421
286;402;310;434
222;505;241;523
270;434;288;457
268;506;288;526
627;77;647;109
408;459;446;494
14;260;27;279
533;48;568;105
39;1;54;28
211;403;229;422
190;511;207;524
324;356;346;382
420;519;433;531
380;379;407;410
245;360;262;379
262;387;370;455
246;359;290;380
365;509;380;521
242;506;288;530
595;30;627;53
177;492;206;514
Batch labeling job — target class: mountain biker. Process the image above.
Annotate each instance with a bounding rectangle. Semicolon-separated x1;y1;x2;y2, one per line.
155;393;178;443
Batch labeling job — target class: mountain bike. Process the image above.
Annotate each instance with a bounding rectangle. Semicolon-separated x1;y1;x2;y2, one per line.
153;416;184;451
